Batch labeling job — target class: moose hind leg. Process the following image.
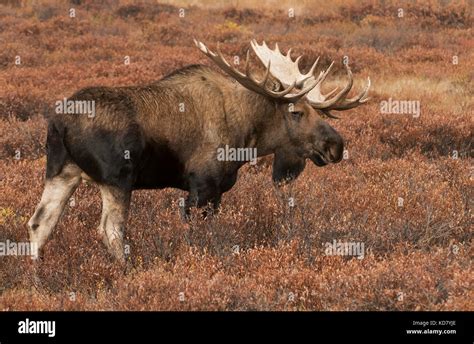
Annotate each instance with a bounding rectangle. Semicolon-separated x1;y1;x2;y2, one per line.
98;184;130;264
28;164;82;257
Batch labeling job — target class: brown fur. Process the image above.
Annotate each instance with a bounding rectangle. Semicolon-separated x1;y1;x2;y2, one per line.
30;63;345;262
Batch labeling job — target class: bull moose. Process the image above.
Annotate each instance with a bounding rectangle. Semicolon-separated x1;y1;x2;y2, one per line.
28;40;370;262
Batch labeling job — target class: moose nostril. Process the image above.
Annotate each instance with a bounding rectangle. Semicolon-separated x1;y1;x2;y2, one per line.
328;141;344;162
30;224;39;231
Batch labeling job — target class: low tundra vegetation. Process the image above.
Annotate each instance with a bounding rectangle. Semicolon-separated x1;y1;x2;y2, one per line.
0;0;472;310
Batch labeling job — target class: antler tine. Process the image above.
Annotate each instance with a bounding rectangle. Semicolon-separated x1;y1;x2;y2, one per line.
243;48;272;88
305;61;334;91
294;55;302;68
216;42;244;77
318;61;335;84
288;78;319;100
328;77;371;110
275;80;298;97
325;86;339;99
245;49;251;77
308;64;354;109
274;42;280;53
305;56;319;78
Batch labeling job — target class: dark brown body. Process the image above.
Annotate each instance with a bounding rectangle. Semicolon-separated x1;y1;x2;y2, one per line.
30;64;344;263
53;64;341;196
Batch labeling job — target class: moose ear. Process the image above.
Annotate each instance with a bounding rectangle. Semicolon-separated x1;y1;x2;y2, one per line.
272;149;306;184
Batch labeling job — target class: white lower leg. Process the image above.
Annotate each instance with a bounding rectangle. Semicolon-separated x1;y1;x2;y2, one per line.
98;185;130;263
28;164;81;257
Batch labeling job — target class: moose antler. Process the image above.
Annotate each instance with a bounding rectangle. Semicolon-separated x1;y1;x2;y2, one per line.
250;39;319;88
250;40;370;114
194;39;319;102
305;65;370;112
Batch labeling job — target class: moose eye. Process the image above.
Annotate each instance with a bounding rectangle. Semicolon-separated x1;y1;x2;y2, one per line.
290;111;303;119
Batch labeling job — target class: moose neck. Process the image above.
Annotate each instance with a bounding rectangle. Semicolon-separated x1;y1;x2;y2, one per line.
239;90;290;158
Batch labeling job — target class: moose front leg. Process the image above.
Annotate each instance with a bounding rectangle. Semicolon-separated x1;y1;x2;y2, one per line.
180;173;222;220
